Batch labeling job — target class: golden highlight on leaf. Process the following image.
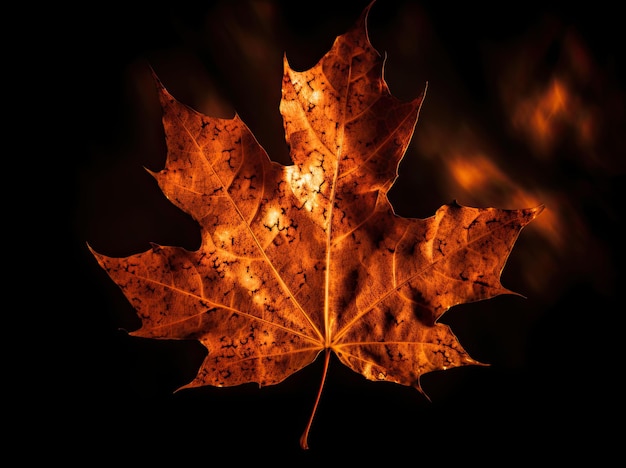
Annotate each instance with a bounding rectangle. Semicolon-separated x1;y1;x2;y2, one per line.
89;1;543;450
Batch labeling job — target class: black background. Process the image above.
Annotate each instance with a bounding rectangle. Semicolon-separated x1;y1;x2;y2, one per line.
44;0;624;464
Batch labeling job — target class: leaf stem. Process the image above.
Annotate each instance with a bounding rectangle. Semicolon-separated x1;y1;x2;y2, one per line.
299;347;331;450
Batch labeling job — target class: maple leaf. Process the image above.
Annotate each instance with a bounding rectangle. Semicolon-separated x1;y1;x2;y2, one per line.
89;2;543;449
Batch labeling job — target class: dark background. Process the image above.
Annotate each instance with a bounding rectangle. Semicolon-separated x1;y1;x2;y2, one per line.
50;0;623;464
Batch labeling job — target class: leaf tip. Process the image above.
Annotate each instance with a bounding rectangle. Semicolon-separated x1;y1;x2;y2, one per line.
86;241;105;265
143;165;158;178
510;289;528;300
149;66;165;89
364;0;377;15
530;203;546;219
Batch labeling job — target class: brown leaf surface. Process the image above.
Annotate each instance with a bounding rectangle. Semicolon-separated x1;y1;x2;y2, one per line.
89;2;542;449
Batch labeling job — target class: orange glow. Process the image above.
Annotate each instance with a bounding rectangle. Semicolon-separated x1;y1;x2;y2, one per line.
531;79;567;137
496;25;611;161
512;78;570;155
448;153;505;193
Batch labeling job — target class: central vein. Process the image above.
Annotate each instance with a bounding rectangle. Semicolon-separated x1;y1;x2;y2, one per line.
323;64;351;348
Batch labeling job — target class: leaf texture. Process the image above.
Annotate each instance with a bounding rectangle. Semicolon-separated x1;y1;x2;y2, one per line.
89;2;542;448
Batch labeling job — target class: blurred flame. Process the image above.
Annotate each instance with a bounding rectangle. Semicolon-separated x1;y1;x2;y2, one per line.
511;76;596;156
493;22;624;169
448;153;504;193
520;79;567;144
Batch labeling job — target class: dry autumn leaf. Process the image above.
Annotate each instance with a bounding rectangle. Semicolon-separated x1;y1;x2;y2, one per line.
89;2;543;449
